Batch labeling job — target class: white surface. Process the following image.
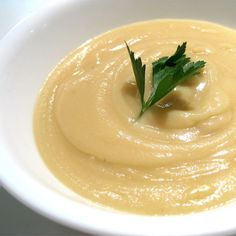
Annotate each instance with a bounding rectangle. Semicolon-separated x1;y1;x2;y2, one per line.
1;0;236;236
0;0;45;38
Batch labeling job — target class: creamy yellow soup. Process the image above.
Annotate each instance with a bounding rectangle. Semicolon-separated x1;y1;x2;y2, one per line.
34;20;236;215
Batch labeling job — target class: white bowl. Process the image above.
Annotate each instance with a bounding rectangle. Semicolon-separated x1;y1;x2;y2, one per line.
1;0;236;235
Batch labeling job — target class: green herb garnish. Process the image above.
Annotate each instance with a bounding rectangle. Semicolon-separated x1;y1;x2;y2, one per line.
125;41;206;118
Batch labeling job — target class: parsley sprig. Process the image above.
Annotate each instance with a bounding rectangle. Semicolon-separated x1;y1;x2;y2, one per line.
125;42;206;118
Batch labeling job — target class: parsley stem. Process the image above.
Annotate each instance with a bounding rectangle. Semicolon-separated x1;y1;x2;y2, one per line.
138;105;147;119
138;109;144;119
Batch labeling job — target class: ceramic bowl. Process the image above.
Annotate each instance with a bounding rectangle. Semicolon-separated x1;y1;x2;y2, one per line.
1;0;236;235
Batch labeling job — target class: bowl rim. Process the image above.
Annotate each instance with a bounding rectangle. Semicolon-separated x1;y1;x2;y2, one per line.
1;0;236;235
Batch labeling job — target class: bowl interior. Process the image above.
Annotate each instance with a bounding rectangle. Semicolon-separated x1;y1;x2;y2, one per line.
1;0;236;235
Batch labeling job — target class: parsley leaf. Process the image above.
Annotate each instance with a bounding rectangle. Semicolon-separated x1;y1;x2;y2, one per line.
125;42;206;118
125;42;146;106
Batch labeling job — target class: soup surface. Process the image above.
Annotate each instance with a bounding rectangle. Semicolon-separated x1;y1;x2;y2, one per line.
34;20;236;215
